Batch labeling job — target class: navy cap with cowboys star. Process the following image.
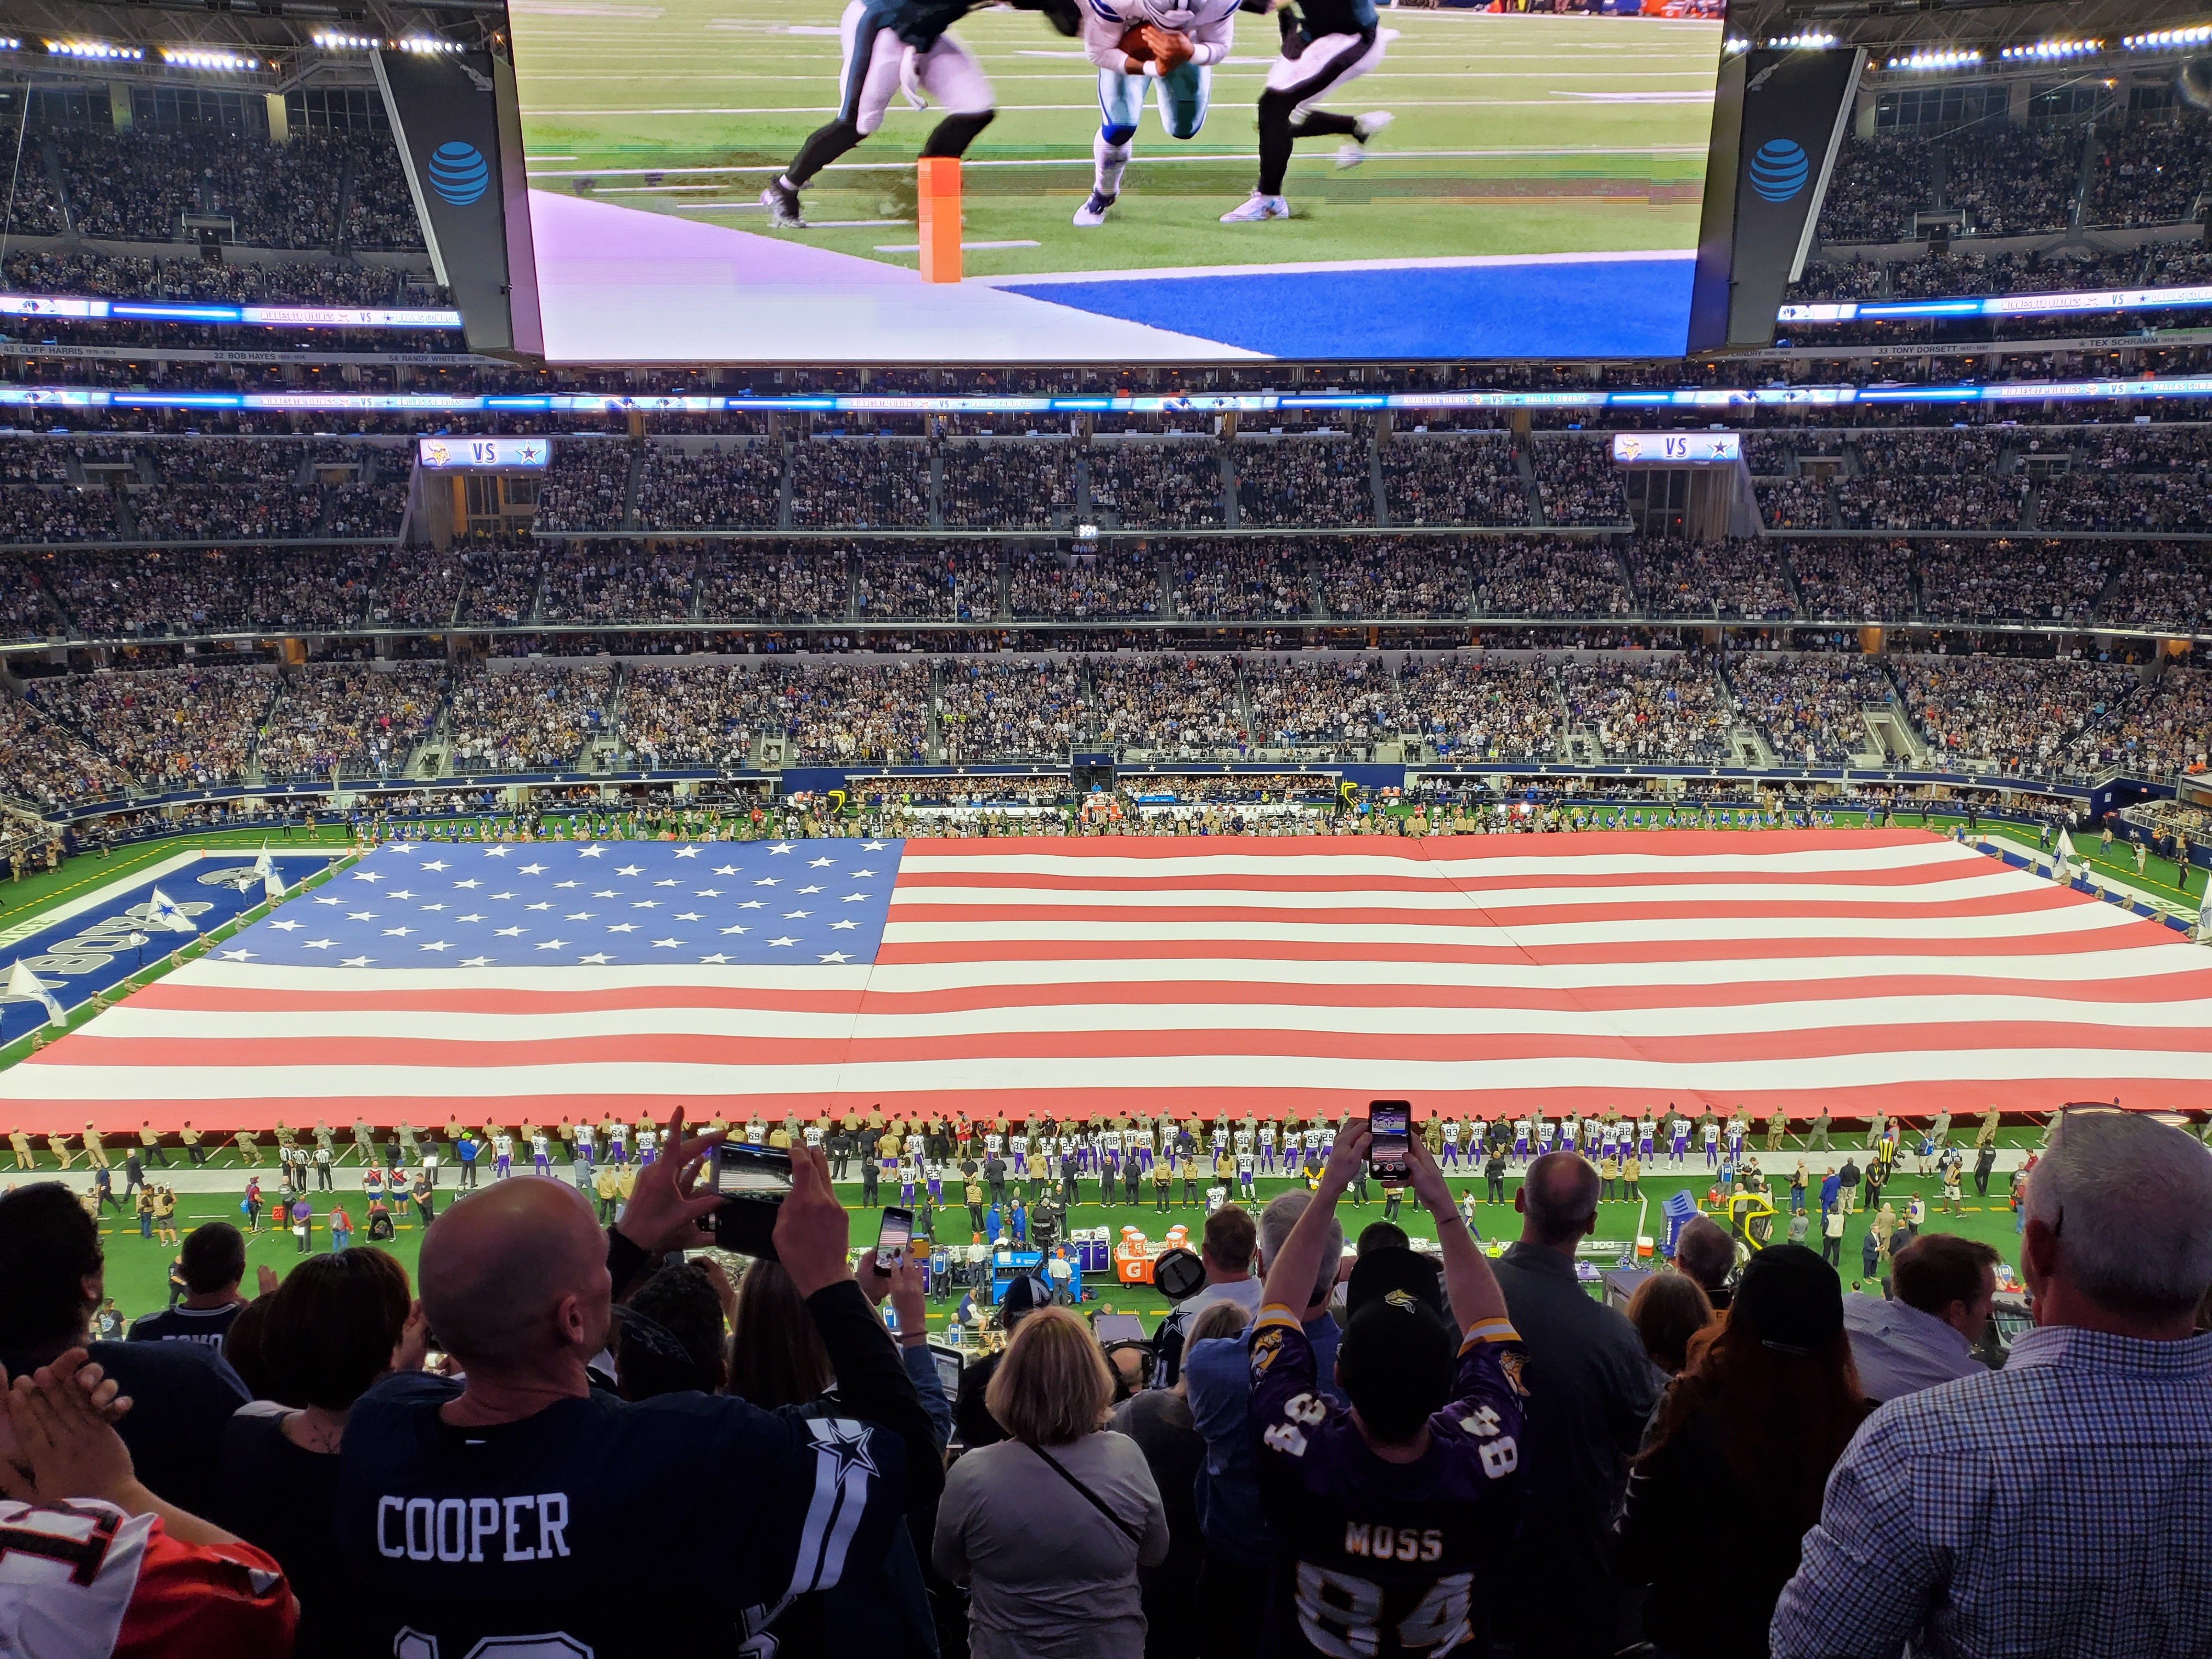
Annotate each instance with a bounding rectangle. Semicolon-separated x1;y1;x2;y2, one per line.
217;839;902;968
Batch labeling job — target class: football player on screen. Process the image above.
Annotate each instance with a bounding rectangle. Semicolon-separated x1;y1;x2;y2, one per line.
762;0;1081;229
1072;0;1249;228
1220;0;1391;222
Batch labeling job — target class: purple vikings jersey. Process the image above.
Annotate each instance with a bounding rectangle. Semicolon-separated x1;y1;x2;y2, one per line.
1249;1305;1528;1658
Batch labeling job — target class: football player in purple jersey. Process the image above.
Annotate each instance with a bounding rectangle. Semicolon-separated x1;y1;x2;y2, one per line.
1248;1115;1528;1659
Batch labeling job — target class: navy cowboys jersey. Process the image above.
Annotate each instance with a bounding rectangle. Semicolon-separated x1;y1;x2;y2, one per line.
1249;1305;1528;1658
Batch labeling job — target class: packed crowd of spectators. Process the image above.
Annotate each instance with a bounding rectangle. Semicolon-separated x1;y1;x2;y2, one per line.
1087;654;1245;752
1728;654;1894;765
1234;438;1373;527
457;543;542;627
1087;441;1226;529
447;664;612;772
1896;654;2137;776
617;663;769;769
1533;438;1629;526
1944;126;2084;236
789;439;932;529
1171;540;1311;622
1561;652;1731;763
0;486;114;543
535;441;636;533
2038;428;2212;533
1757;476;1835;532
856;548;1000;622
1398;653;1564;760
1628;540;1796;620
1788;540;1917;622
2086;108;2212;227
1380;433;1529;526
539;543;698;625
1316;538;1469;619
2100;543;2212;634
1007;548;1160;621
2;249;435;308
936;657;1086;761
1916;540;2115;625
695;546;851;622
365;548;465;629
764;660;932;763
43;127;422;250
256;663;447;779
1474;541;1632;617
2120;665;2211;777
0;689;132;806
1837;432;2022;532
27;662;272;789
632;442;784;531
939;439;1074;530
1245;655;1407;751
1814;133;1935;244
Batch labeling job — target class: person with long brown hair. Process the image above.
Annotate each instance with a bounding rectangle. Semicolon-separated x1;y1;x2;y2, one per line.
1614;1243;1874;1659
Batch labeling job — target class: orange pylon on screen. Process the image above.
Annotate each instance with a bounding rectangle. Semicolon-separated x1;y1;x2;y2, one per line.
917;156;961;285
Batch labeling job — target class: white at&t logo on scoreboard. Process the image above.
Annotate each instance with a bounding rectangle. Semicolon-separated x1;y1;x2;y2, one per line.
1611;432;1742;466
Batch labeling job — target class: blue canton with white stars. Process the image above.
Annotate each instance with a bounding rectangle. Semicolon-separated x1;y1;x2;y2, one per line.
215;839;904;968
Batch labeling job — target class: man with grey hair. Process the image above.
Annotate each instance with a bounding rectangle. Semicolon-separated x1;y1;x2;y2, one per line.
1181;1188;1346;1659
1489;1152;1661;1659
1774;1111;2212;1658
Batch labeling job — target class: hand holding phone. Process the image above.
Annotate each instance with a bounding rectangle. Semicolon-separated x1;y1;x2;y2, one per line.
875;1206;914;1272
1369;1101;1411;1188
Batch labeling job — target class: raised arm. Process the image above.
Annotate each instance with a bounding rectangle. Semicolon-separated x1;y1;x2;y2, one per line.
1405;1126;1508;1333
1260;1117;1365;1311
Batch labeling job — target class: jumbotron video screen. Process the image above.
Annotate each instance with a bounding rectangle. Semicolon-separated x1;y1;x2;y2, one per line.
504;0;1728;362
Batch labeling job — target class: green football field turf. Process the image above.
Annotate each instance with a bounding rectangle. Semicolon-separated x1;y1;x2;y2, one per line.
507;0;1722;279
74;1162;2035;1333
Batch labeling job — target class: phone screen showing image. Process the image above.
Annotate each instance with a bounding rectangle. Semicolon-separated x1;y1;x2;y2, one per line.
1369;1101;1411;1187
876;1207;913;1271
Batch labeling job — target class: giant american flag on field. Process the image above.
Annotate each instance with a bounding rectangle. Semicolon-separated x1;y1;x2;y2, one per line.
4;829;2210;1132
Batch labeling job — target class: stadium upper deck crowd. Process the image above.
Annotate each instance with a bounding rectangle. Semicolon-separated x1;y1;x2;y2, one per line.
0;1107;2207;1659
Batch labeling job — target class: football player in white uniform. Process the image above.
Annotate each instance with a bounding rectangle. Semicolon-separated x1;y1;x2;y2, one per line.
1220;0;1391;223
1074;0;1246;227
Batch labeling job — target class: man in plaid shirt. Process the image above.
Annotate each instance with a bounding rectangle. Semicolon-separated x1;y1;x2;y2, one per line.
1772;1112;2212;1659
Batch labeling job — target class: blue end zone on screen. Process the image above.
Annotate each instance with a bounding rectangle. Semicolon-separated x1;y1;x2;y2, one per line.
998;258;1697;360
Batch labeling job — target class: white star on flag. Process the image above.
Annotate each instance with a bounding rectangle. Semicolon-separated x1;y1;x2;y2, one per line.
536;939;569;951
608;924;639;934
830;919;859;930
864;842;886;851
219;949;256;960
819;951;851;963
579;846;607;859
461;956;494;967
617;865;644;877
520;864;547;876
383;927;414;938
697;953;731;964
340;955;373;967
809;857;834;868
771;843;794;855
577;952;614;964
304;939;335;949
720;925;749;935
495;927;524;938
353;871;382;883
270;919;302;932
767;936;797;947
455;879;481;890
421;860;449;872
651;938;684;949
783;910;812;919
420;941;453;953
484;847;509;857
675;847;700;859
714;865;737;876
799;885;823;895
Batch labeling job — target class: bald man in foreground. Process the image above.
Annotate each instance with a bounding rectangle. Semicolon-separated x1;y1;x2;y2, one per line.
335;1116;943;1657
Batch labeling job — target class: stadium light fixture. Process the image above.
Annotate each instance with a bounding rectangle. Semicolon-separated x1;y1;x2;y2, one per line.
2123;24;2212;49
1723;36;1750;54
44;38;144;60
159;47;261;71
1763;31;1837;49
397;36;463;53
2000;37;2101;61
0;37;20;50
1886;47;1983;69
313;30;383;49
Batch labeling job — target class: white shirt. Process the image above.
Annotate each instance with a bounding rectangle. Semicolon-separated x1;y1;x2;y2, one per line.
493;1136;512;1157
1839;1293;1984;1403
